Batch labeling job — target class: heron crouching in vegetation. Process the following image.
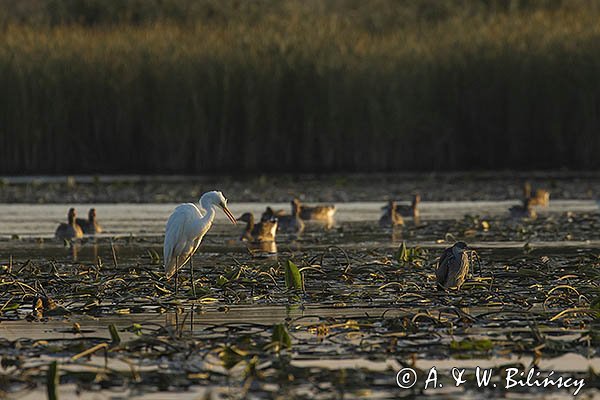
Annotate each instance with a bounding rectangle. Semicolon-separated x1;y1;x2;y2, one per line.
435;241;472;290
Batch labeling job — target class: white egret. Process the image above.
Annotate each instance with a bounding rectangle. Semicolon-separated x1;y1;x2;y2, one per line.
163;191;236;294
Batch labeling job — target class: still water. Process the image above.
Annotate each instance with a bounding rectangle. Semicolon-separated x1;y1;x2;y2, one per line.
0;200;598;399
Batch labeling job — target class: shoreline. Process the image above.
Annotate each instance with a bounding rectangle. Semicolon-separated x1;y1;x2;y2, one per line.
0;172;598;204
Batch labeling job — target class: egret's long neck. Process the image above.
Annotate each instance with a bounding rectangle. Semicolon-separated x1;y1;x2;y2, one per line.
195;198;217;236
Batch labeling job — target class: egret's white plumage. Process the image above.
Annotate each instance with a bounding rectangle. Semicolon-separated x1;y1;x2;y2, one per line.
163;191;236;279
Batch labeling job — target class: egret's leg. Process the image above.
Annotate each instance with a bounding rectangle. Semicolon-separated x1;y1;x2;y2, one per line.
175;256;179;295
189;256;196;297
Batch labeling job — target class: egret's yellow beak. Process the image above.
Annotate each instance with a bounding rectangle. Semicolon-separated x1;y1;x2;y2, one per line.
221;204;237;224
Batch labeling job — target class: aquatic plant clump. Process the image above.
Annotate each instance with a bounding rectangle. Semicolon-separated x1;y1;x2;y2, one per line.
0;230;599;397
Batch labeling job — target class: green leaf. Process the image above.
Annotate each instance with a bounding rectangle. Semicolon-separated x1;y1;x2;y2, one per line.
285;260;304;291
591;296;600;311
396;241;428;266
47;361;59;400
146;249;161;264
397;241;408;263
271;323;292;351
1;302;21;312
219;346;247;370
126;323;144;336
450;338;493;352
108;324;121;345
216;275;229;287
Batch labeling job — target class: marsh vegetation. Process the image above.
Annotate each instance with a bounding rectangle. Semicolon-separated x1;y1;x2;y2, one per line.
2;0;600;173
0;197;599;398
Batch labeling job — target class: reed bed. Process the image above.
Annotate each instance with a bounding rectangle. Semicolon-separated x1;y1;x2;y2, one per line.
2;0;600;173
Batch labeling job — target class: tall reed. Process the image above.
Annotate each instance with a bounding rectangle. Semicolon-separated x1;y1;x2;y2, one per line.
1;0;600;173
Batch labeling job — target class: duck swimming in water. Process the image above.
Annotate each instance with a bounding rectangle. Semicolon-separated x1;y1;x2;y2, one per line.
262;207;286;219
523;181;550;207
76;208;102;234
379;200;404;227
384;194;420;219
262;201;304;234
238;212;278;242
55;208;84;240
509;198;537;219
293;198;336;222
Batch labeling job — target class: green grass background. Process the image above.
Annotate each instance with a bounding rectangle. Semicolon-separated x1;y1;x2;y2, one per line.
1;0;600;173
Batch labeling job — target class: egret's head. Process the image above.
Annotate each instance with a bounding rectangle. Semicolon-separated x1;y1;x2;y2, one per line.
201;191;237;224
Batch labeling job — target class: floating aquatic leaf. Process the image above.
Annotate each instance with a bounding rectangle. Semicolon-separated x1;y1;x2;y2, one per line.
450;338;493;352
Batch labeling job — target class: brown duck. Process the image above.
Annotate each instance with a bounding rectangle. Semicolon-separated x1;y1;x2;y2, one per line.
523;181;550;207
509;198;537;219
379;200;404;227
393;194;421;218
262;201;305;234
293;198;336;221
262;207;286;219
76;208;102;234
238;212;278;242
55;208;84;240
